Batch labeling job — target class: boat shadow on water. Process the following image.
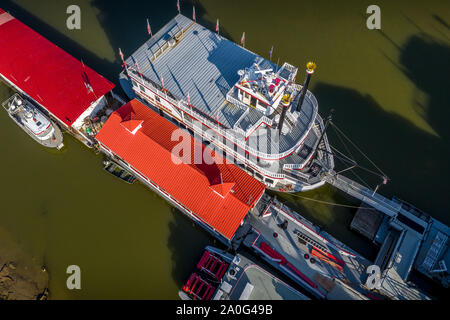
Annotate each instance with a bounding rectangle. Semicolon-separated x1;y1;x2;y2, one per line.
166;206;219;288
312;29;450;222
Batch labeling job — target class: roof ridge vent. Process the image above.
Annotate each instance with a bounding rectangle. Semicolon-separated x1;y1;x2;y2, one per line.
120;119;144;135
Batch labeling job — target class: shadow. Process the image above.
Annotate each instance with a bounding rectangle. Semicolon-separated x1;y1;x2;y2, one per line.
313;80;450;224
398;34;450;146
432;14;450;30
1;1;120;88
89;0;234;74
166;206;219;287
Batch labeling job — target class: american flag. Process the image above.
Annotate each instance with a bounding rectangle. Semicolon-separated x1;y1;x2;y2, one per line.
216;19;219;33
147;19;152;37
177;0;180;13
240;32;245;47
269;46;273;60
193;6;196;21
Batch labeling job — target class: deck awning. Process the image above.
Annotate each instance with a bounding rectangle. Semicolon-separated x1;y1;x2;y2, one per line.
0;9;115;127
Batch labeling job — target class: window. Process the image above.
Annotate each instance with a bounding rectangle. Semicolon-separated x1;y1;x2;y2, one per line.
131;80;137;88
139;85;145;92
250;96;257;108
155;95;160;103
265;178;274;185
255;172;263;180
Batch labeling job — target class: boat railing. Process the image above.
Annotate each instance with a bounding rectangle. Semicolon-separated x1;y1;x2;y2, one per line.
243;115;274;138
226;90;251;112
128;68;312;162
316;114;335;169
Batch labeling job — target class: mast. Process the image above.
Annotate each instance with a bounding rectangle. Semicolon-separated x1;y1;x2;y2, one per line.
312;108;334;159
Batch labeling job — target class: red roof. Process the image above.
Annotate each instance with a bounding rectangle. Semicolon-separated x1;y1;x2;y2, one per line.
0;9;115;127
96;99;266;240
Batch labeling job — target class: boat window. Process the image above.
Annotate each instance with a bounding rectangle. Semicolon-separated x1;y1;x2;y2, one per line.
265;178;274;185
36;121;42;126
250;96;257;108
155;95;160;103
255;172;263;180
131;80;137;87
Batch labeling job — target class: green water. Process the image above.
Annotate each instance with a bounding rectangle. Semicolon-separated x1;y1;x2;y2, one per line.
0;0;448;299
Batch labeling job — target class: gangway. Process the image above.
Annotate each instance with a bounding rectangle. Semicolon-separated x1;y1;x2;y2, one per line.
323;171;401;217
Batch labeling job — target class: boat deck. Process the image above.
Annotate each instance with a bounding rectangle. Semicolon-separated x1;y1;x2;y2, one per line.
124;14;321;158
242;194;372;299
239;193;434;300
2;94;64;149
212;249;309;300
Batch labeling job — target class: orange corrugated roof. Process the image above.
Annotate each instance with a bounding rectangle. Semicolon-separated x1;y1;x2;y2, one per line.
95;99;266;240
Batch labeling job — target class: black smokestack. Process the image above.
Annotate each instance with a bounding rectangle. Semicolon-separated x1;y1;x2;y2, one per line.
296;62;316;112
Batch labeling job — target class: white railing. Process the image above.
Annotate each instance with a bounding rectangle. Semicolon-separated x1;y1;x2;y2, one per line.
226;91;250;112
128;68;318;161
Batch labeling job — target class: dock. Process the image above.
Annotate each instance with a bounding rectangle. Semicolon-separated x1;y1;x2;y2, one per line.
326;171;448;296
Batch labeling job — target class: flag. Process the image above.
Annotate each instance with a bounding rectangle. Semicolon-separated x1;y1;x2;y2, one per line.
240;32;245;47
161;77;164;89
193;6;196;21
177;0;180;13
81;60;94;94
187;92;190;105
119;48;125;64
147;19;152;37
135;60;142;76
269;46;273;60
215;19;219;33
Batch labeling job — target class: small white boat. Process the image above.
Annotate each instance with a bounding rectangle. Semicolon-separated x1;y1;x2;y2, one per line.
2;93;64;149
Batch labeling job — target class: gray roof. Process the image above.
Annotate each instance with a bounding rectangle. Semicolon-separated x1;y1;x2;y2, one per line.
126;14;275;118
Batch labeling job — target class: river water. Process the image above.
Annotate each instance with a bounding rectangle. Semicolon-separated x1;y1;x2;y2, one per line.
0;0;448;299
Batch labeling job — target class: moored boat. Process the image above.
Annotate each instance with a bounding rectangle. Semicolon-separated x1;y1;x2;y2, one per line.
2;93;64;149
179;246;310;300
103;159;137;184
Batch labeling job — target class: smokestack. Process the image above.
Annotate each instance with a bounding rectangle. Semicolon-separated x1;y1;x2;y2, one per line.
278;94;291;135
296;62;317;112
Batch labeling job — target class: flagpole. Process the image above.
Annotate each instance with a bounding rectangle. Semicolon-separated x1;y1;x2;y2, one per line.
147;19;152;37
240;32;245;48
119;48;127;69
